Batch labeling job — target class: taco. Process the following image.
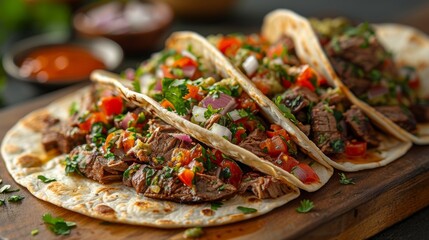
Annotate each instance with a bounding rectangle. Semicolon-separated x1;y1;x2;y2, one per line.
1;84;299;228
207;29;411;171
299;13;429;144
91;32;334;192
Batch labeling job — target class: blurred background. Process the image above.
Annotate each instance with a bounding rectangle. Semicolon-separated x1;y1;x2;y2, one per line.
0;0;428;238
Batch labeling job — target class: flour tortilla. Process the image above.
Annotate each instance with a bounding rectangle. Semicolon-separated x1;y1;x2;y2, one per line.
91;31;334;192
1;86;300;228
258;9;412;171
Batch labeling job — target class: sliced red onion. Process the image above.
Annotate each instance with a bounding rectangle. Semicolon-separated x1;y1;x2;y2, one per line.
154;78;163;91
124;68;135;80
183;65;197;78
292;165;307;181
211;123;232;141
181;50;197;61
242;55;259;76
201;93;237;115
368;86;389;99
192;106;207;123
120;112;135;129
227;110;242;121
170;133;193;143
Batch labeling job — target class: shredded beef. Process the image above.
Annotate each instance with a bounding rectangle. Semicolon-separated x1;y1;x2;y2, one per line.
375;106;417;132
239;172;292;199
204;113;222;129
42;122;86;154
281;86;319;114
311;102;343;154
330;58;372;96
344;105;379;147
239;129;272;160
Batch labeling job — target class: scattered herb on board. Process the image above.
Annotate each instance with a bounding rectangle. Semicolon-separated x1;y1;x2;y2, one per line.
296;199;314;213
210;202;223;210
339;173;355;185
37;175;57;183
42;213;76;235
31;229;39;236
0;184;20;193
8;195;24;203
0;199;5;206
237;206;257;214
183;227;204;238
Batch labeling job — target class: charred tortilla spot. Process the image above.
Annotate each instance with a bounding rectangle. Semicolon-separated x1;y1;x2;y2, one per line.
134;201;151;209
247;197;261;203
96;187;120;195
4;144;23;154
152;209;160;213
201;208;215;217
95;204;115;215
409;34;424;46
16;154;43;167
21;110;51;132
156;220;174;225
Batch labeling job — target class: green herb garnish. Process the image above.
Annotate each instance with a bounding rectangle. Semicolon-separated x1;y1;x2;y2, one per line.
42;213;76;235
37;175;56;183
0;184;19;193
69;102;78;116
65;155;82;175
339;173;355;185
123;164;141;179
210;202;223;210
31;229;39;236
237;206;257;214
0;199;5;206
330;139;345;153
183;227;204;238
162;78;190;115
132;79;141;93
296;199;314;213
274;96;298;124
8;195;24;203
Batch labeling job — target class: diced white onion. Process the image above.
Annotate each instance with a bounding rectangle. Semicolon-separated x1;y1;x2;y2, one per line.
272;57;284;65
181;50;197;61
211;123;232;141
242;55;259;76
192;106;207;123
227;110;242;121
156;68;164;78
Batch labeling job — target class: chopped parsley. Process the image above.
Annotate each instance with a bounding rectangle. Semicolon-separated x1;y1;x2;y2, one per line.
162;78;190;115
183;227;204;238
68;102;78;116
237;206;257;214
42;213;76;235
132;79;141;93
339;173;355;185
296;199;314;213
344;22;375;48
330;139;345;153
123;164;141;179
37;175;56;183
0;184;19;193
65;155;82;175
274;96;298;124
204;105;220;119
144;167;156;185
31;229;39;236
8;195;24;203
210;202;223;210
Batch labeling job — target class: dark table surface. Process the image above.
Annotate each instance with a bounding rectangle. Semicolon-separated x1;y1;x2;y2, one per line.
1;0;429;239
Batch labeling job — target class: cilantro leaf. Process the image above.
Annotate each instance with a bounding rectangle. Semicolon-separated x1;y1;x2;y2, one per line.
8;195;24;203
162;78;190;115
0;184;19;193
65;155;82;175
210;202;223;210
296;199;314;213
274;96;298;124
339;173;355;185
237;206;257;214
42;213;76;235
37;175;56;183
133;79;141;93
183;227;204;238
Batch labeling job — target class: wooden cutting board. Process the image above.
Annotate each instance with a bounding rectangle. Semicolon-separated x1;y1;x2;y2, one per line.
0;84;428;240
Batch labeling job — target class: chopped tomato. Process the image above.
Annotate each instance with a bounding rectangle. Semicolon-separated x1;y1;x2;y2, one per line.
173;56;198;68
235;118;257;132
172;148;191;166
317;75;328;86
188;159;204;173
345;141;367;157
296;66;317;92
184;84;203;101
281;77;292;89
103;131;120;152
160;99;175;110
275;153;299;172
233;127;246;144
220;159;243;187
178;168;195;187
99;96;123;116
121;130;136;153
78;112;107;132
252;77;270;95
270;124;282;131
161;65;176;79
292;163;320;184
260;136;287;157
237;93;258;112
266;42;286;60
211;149;224;166
218;37;241;57
266;129;289;140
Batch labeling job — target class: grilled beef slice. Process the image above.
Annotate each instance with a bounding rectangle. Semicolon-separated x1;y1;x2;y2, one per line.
239;128;273;160
311;102;344;154
374;106;417;132
344;105;379;147
239;172;292;199
42;122;86;154
281;86;319;114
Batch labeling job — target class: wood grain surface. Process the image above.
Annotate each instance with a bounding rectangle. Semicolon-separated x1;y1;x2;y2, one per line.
0;84;428;240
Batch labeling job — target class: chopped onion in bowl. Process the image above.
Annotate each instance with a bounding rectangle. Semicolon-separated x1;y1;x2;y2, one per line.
227;109;242;121
201;93;237;115
210;123;232;141
242;55;259;76
170;133;193;143
120;112;136;129
192;105;207;123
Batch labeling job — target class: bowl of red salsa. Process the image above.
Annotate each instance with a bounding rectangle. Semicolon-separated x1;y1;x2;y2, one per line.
2;33;123;85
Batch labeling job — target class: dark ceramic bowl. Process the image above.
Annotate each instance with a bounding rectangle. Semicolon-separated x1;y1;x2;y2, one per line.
73;0;173;53
2;32;123;86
